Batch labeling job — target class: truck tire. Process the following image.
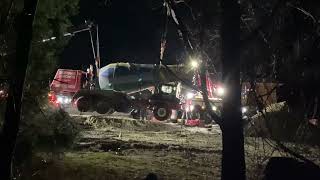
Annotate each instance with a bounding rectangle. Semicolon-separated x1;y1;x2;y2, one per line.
131;109;140;119
76;96;90;112
153;105;171;121
96;101;111;114
191;104;202;119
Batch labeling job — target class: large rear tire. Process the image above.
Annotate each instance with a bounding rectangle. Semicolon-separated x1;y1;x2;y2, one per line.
76;96;90;112
131;109;140;119
153;105;171;121
96;101;111;114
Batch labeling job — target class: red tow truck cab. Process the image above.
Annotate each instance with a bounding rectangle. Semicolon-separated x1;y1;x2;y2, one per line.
49;69;86;106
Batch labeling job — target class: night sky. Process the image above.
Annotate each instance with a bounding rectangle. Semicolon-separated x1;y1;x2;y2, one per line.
60;0;185;70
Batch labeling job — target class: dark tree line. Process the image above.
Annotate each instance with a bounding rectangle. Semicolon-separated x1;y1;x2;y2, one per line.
165;0;246;179
179;0;320;178
0;0;79;179
0;0;39;178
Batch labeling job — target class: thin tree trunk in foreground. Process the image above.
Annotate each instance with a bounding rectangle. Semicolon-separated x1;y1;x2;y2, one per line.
0;0;38;179
220;0;246;179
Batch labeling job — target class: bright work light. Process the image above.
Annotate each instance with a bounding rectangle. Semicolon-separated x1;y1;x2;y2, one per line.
190;60;199;69
216;87;225;96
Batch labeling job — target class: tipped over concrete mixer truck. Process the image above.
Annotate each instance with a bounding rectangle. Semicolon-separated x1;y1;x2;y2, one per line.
50;62;195;120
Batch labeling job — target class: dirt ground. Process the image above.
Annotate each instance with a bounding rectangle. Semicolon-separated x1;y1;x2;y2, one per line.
28;114;320;180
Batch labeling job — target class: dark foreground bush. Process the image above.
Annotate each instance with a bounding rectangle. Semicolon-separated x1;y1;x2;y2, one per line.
263;157;320;180
13;107;79;178
245;102;320;145
0;101;4;128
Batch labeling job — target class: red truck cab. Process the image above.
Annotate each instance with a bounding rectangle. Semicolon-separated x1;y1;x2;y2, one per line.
49;69;86;106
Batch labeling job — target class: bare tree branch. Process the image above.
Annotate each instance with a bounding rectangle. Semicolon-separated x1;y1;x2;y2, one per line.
287;3;317;24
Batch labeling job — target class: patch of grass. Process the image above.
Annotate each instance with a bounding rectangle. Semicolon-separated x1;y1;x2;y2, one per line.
245;102;320;145
84;116;177;132
30;151;220;180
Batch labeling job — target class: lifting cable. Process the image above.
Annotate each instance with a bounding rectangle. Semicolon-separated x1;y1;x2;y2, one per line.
166;0;194;55
158;1;199;92
159;1;170;64
160;0;222;123
154;1;170;92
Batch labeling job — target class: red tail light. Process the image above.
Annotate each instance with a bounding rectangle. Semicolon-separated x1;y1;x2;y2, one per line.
48;91;57;103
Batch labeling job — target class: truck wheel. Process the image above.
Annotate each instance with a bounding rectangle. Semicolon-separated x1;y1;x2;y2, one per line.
153;105;171;121
96;101;111;114
76;96;90;112
131;109;140;119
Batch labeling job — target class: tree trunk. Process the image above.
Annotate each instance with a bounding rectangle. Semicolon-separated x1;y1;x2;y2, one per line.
220;0;246;180
0;0;38;179
0;0;15;34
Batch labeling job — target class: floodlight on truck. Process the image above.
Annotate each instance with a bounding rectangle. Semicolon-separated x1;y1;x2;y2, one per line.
216;86;225;97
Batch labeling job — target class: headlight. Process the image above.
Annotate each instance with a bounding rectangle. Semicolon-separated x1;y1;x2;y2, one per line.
242;107;248;113
64;97;71;104
186;92;194;99
216;87;225;96
57;97;63;103
190;105;194;111
212;106;217;111
57;96;71;104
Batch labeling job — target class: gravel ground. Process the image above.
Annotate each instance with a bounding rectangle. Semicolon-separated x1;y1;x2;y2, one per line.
28;114;320;180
